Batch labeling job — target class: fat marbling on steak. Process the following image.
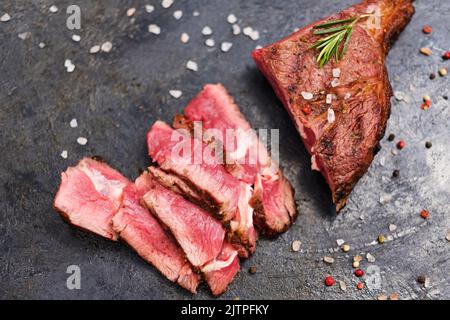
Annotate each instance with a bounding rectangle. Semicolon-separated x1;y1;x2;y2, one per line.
252;0;414;211
173;84;297;236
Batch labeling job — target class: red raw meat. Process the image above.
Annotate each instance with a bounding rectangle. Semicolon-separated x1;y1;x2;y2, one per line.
174;84;298;236
142;177;240;296
54;157;129;240
147;121;257;257
112;173;200;293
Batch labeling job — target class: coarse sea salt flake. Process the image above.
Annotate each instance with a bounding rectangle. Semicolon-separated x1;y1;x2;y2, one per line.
161;0;174;9
101;41;113;52
61;150;68;159
243;26;253;36
169;90;182;99
72;34;81;42
221;42;233;52
249;30;260;41
70;118;78;128
173;10;183;20
64;59;75;73
202;26;213;36
332;68;341;78
127;8;136;17
90;45;100;54
205;38;215;47
301;91;313;100
77;137;88;145
327;108;335;123
0;13;11;22
145;5;155;13
148;24;161;34
186;60;198;71
232;24;241;35
227;14;237;24
326;94;333;104
18;32;31;40
180;33;189;43
49;5;58;13
331;78;340;87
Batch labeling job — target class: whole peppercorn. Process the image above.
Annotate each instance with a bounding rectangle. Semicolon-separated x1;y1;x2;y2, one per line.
425;141;432;149
444;96;449;100
392;170;400;178
325;276;335;287
388;133;396;141
248;266;257;274
422;25;432;34
397;140;406;150
420;210;430;220
417;275;427;284
302;106;312;116
357;282;364;290
355;269;365;277
378;234;386;244
443;51;450;60
429;73;436;80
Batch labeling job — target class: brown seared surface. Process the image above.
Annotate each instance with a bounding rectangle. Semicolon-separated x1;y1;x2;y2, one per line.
252;0;414;210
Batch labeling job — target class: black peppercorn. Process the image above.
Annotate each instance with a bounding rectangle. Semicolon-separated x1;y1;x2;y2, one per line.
392;170;400;178
443;95;448;100
248;266;257;274
430;73;436;80
425;141;432;149
388;134;395;141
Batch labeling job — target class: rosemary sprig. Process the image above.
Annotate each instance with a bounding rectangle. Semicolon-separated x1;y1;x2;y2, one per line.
310;15;370;68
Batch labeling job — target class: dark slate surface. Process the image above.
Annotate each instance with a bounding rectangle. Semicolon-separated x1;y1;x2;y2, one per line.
0;0;449;300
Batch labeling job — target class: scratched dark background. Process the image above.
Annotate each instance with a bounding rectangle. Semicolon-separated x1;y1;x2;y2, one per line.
0;0;449;300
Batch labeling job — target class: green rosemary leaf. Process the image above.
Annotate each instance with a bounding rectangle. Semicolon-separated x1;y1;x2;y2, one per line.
313;17;357;29
313;25;350;35
310;15;368;67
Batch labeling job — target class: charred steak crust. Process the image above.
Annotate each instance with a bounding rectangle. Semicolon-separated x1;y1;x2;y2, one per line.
252;0;414;211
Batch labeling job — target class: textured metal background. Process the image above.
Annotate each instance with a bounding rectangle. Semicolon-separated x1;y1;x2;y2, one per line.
0;0;449;300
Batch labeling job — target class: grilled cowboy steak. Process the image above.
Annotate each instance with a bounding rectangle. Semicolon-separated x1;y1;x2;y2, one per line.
252;0;414;211
142;177;240;296
54;157;129;240
112;173;200;293
174;84;297;236
147;121;257;257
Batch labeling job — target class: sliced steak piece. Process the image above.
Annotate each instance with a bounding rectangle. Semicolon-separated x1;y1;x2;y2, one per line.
174;84;298;236
142;178;240;296
54;157;129;240
252;0;414;211
147;121;256;257
201;242;240;296
112;173;200;293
